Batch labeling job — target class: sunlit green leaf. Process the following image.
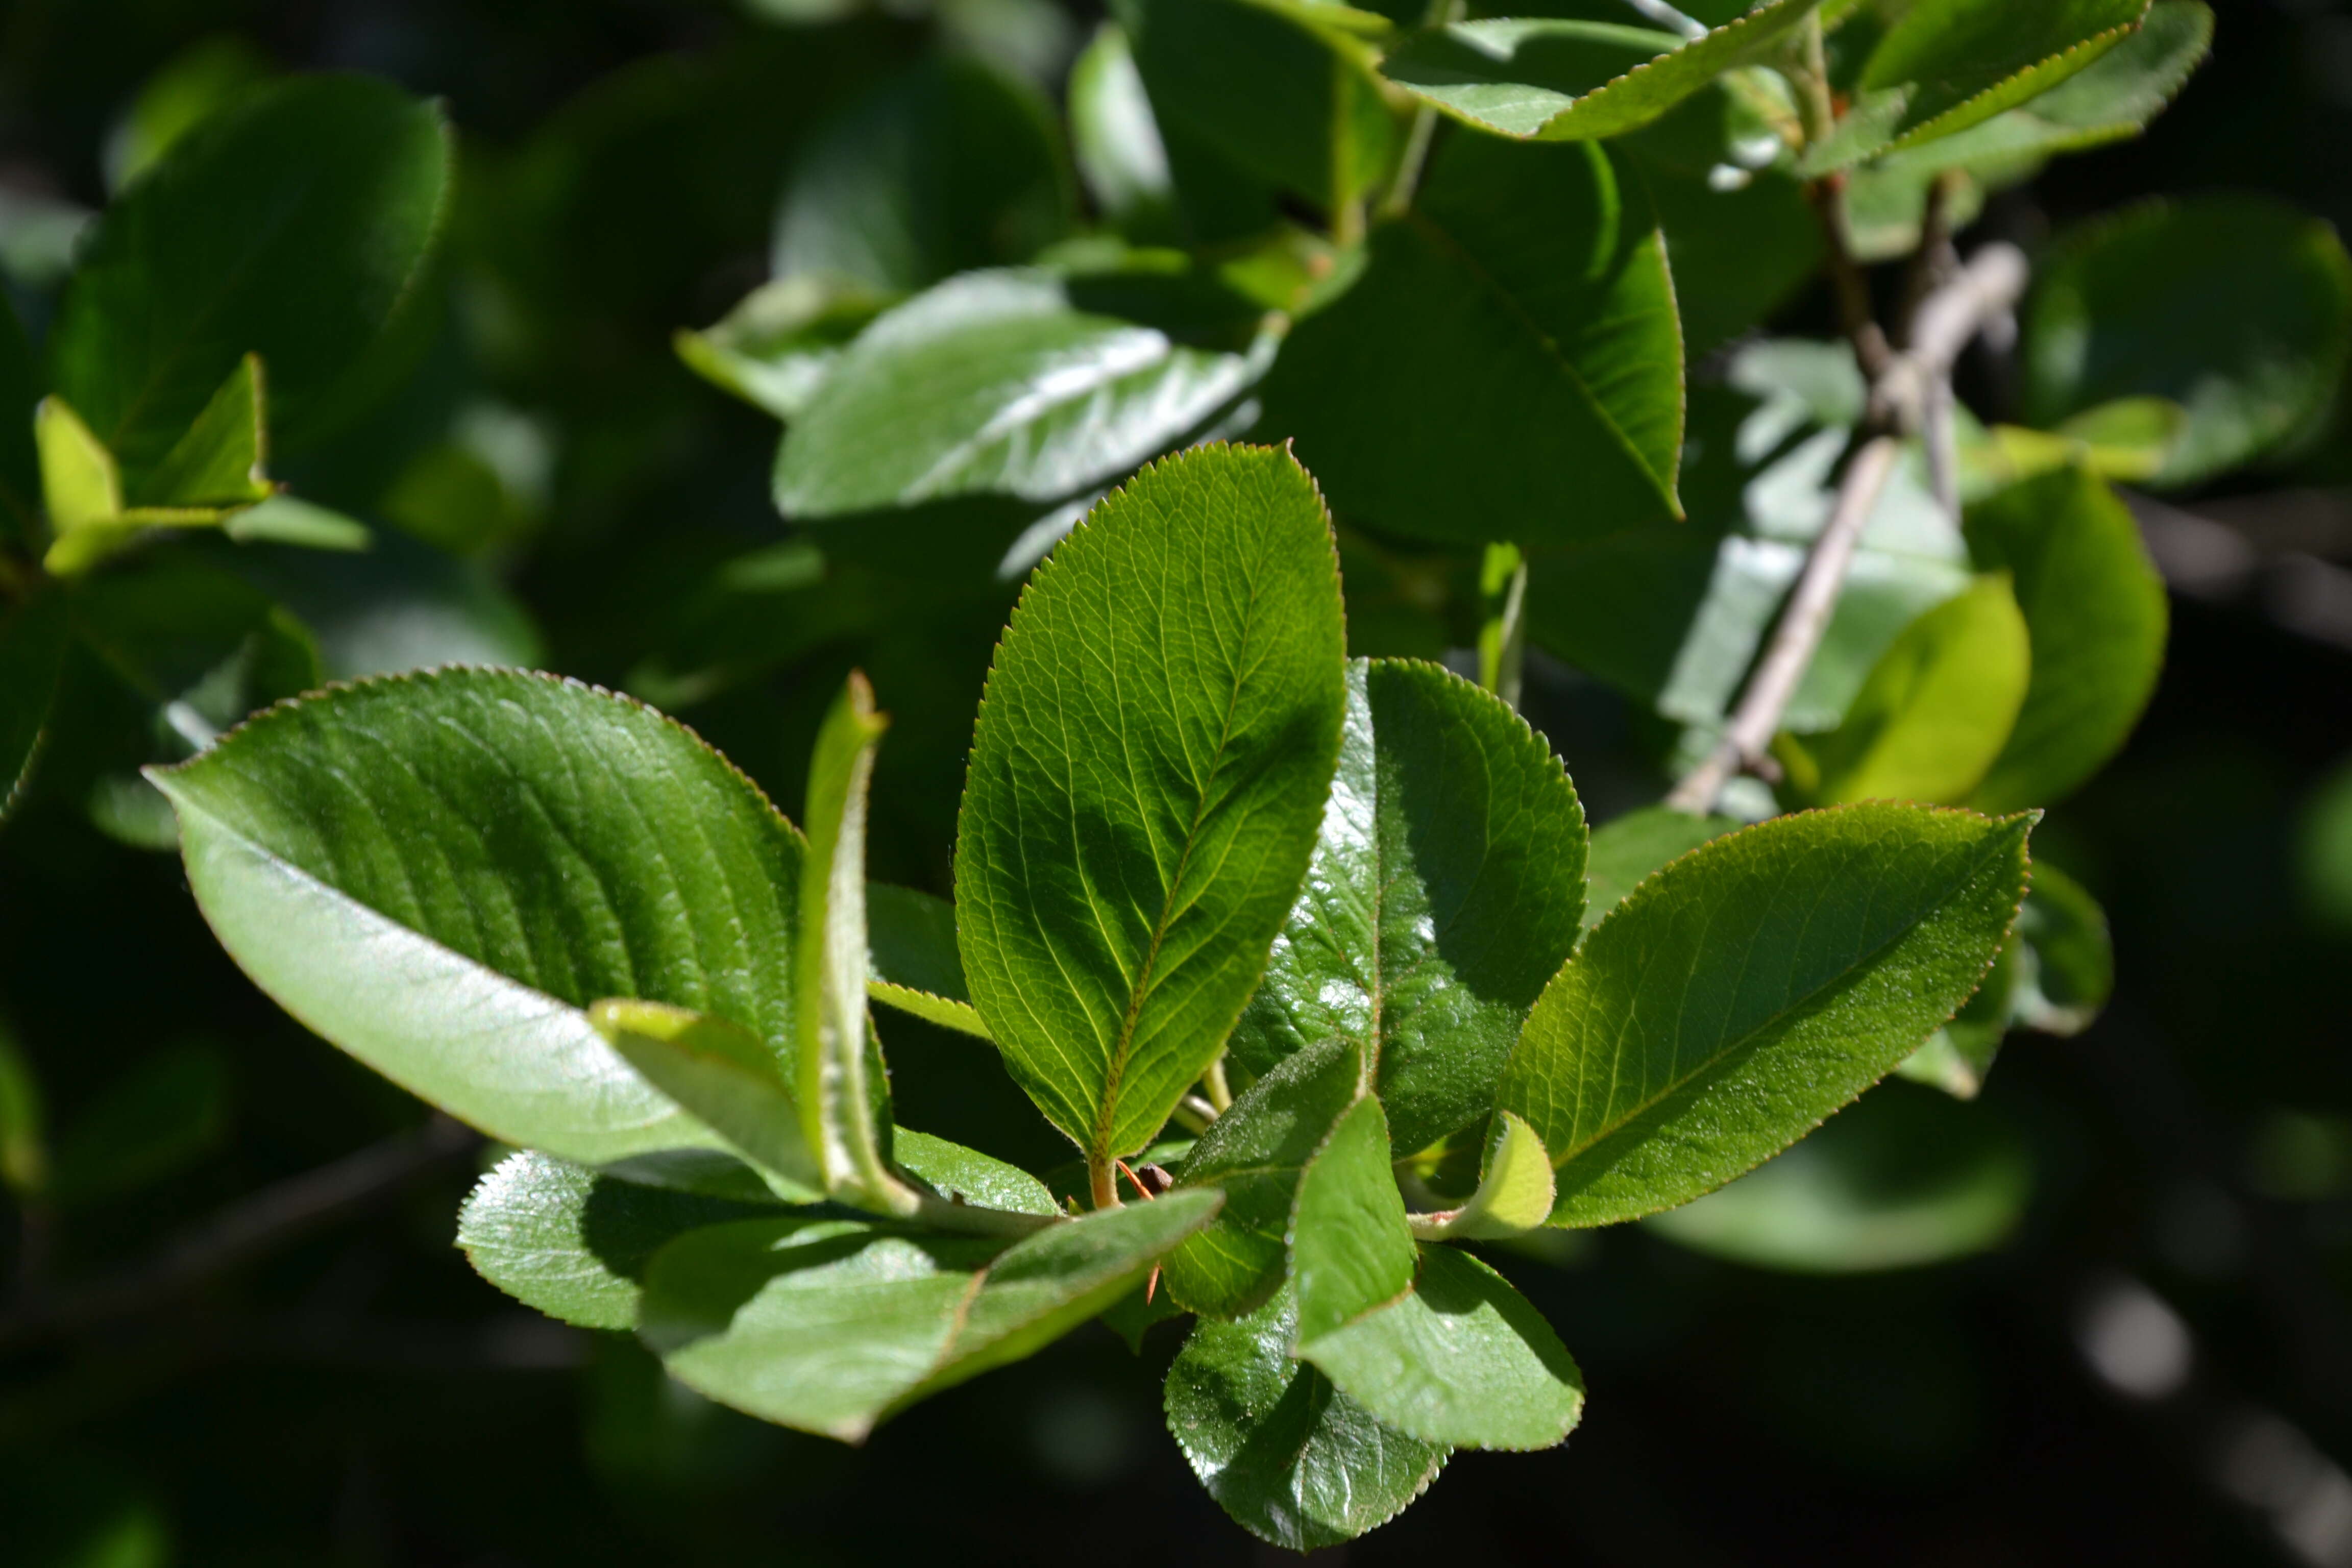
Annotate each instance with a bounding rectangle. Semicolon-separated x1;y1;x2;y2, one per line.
1290;1094;1415;1344
867;883;989;1039
138;353;272;508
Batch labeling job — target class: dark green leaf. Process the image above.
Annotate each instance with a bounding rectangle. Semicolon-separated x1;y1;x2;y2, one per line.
955;445;1349;1168
137;354;272;508
457;1149;783;1332
642;1191;1217;1440
1260;135;1683;549
1165;1285;1448;1551
1290;1094;1415;1344
772;56;1069;295
2021;195;2352;486
1964;464;2167;811
1164;1037;1364;1317
2012;862;2113;1036
1582;805;1739;931
150;669;803;1170
0;290;38;543
49;75;451;487
774;270;1267;519
1646;1080;2030;1271
1299;1244;1584;1450
1379;3;1825;141
0;588;67;824
1500;803;2033;1227
105;36;275;191
1231;659;1587;1154
867;882;989;1039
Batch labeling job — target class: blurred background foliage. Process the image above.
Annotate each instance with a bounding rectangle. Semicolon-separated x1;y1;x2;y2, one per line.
3;0;2352;1561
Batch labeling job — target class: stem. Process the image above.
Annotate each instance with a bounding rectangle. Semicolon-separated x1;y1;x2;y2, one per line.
1377;0;1462;220
1202;1055;1233;1114
1791;12;1892;383
1088;1155;1120;1211
1478;542;1529;709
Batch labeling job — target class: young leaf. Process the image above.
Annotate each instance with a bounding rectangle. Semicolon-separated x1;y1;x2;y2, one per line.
642;1193;1218;1440
955;445;1349;1178
2013;862;2113;1036
1792;573;2032;807
590;1000;823;1201
1500;803;2034;1228
138;354;272;508
771;56;1070;295
148;669;803;1169
457;1149;785;1332
49;75;451;486
1581;805;1739;931
674;275;890;423
1290;1094;1416;1345
1230;659;1588;1155
1165;1286;1449;1551
1298;1245;1584;1450
1379;2;1825;142
1964;464;2167;813
1417;1110;1555;1241
1164;1038;1364;1317
1804;0;2152;175
774;270;1265;520
866;883;989;1039
1260;135;1683;549
2021;195;2352;486
1645;1081;2031;1272
0;589;67;825
36;396;139;575
796;675;899;1206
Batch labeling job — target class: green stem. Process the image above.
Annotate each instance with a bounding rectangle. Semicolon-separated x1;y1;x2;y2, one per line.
1477;541;1528;709
1088;1155;1120;1211
1203;1054;1233;1114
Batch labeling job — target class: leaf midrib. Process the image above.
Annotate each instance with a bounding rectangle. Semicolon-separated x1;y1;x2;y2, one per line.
1546;827;2014;1172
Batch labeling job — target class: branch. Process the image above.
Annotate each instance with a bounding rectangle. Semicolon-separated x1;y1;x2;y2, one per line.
1665;243;2029;816
0;1115;478;1353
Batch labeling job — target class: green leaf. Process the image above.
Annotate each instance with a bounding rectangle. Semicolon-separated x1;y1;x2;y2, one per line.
37;396;124;549
1164;1285;1449;1551
795;674;900;1205
674;274;891;423
1805;0;2151;174
1582;805;1739;931
1500;803;2033;1228
1230;659;1588;1155
1964;464;2167;812
47;1041;231;1206
2015;862;2112;1036
1379;3;1825;141
1645;1080;2030;1272
138;354;272;508
0;1016;45;1196
222;495;371;552
105;36;276;191
772;56;1070;295
1260;135;1683;549
591;1000;823;1200
1793;573;2031;806
1290;1094;1416;1344
1069;23;1176;239
457;1149;783;1332
1868;1;2210;180
1299;1244;1584;1450
892;1128;1059;1217
774;270;1267;519
149;668;804;1171
955;445;1349;1169
1125;0;1397;214
0;588;67;825
1164;1037;1364;1317
49;75;451;487
643;1191;1217;1441
867;883;990;1039
1419;1109;1555;1240
2022;195;2352;486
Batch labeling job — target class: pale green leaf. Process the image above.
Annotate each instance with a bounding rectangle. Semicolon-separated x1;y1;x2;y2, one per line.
1069;23;1175;238
1165;1285;1448;1551
1299;1244;1583;1450
1500;803;2033;1227
1379;3;1824;141
1260;135;1683;549
1290;1094;1415;1344
675;274;891;422
1231;659;1588;1155
955;445;1349;1168
892;1128;1059;1217
149;669;804;1171
591;1000;823;1201
1421;1110;1555;1240
138;353;272;508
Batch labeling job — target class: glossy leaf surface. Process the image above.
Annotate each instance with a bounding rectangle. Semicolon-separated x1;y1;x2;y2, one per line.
1231;660;1587;1155
1165;1286;1448;1551
1501;804;2033;1227
50;75;450;485
775;270;1263;518
1261;135;1682;548
955;446;1348;1168
151;670;803;1168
